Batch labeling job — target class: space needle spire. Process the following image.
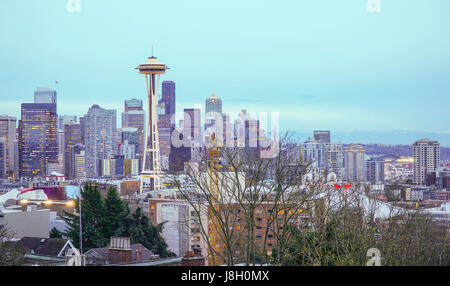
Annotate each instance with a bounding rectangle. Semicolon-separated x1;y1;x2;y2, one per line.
136;51;169;193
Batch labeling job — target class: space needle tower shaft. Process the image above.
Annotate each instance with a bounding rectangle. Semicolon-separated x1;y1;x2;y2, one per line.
136;51;169;193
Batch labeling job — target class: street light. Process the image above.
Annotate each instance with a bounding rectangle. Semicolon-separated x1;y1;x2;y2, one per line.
78;182;83;255
20;199;75;207
19;196;82;254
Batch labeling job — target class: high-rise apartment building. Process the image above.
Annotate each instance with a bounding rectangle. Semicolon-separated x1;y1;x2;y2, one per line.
119;127;139;159
0;115;17;175
122;99;145;157
300;138;325;168
64;123;81;179
222;113;233;147
324;143;344;182
344;144;365;182
120;141;136;159
34;87;57;104
83;105;117;178
184;108;202;148
365;158;385;184
71;144;86;179
0;138;5;178
158;114;174;159
161;81;176;116
19;103;58;177
245;119;260;150
413;138;440;185
314;130;331;143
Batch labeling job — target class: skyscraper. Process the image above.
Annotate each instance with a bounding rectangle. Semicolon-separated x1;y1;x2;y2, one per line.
158;113;174;160
184;108;202;148
157;84;175;163
324;143;344;182
119;127;139;159
222;113;233;147
204;93;223;144
245;119;260;149
58;115;77;130
344;144;365;182
300;138;325;168
365;158;385;184
314;130;331;143
0;115;17;175
79;116;86;144
122;99;145;158
169;128;192;172
124;98;144;112
71;143;86;179
64;123;81;179
136;54;169;192
413;138;440;185
205;92;222;115
83;105;117;178
0;138;5;178
34;87;57;104
161;81;176;116
19;103;58;177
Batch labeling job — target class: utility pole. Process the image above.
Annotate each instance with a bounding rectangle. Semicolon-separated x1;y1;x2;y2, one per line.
78;181;83;254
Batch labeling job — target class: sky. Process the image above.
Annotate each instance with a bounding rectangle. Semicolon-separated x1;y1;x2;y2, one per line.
1;0;450;144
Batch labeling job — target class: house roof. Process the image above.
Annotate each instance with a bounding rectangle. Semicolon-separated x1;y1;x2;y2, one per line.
19;237;72;257
85;244;155;264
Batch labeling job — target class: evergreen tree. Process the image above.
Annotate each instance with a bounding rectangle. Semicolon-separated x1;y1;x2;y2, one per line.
62;183;107;250
115;206;175;258
49;227;63;239
102;187;127;240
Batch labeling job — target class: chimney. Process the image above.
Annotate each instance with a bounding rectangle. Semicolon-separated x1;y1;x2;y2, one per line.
193;248;202;257
136;248;142;262
181;248;205;266
108;237;132;264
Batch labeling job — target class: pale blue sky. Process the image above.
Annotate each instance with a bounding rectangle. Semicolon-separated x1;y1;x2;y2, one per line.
1;0;449;143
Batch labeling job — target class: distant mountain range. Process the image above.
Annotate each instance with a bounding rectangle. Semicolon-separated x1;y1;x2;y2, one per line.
348;144;450;161
291;130;450;160
293;130;450;147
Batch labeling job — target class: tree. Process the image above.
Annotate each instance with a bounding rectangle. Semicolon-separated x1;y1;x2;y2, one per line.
49;227;63;239
0;225;26;266
102;187;127;240
115;206;175;258
62;183;106;250
274;190;449;266
173;131;324;265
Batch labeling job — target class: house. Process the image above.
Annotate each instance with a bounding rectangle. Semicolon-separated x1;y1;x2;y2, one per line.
17;237;78;266
84;237;159;265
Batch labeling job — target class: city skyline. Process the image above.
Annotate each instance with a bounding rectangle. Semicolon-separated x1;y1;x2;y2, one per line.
1;0;450;145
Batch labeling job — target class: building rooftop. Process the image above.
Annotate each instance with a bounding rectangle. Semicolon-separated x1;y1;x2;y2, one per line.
18;237;73;257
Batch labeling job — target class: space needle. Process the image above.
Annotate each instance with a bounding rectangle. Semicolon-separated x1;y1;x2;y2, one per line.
136;50;169;193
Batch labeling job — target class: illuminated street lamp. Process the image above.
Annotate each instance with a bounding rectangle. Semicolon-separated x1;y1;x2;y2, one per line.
19;196;82;254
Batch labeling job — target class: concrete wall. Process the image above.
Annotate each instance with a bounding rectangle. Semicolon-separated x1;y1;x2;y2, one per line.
158;203;190;257
0;208;50;238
